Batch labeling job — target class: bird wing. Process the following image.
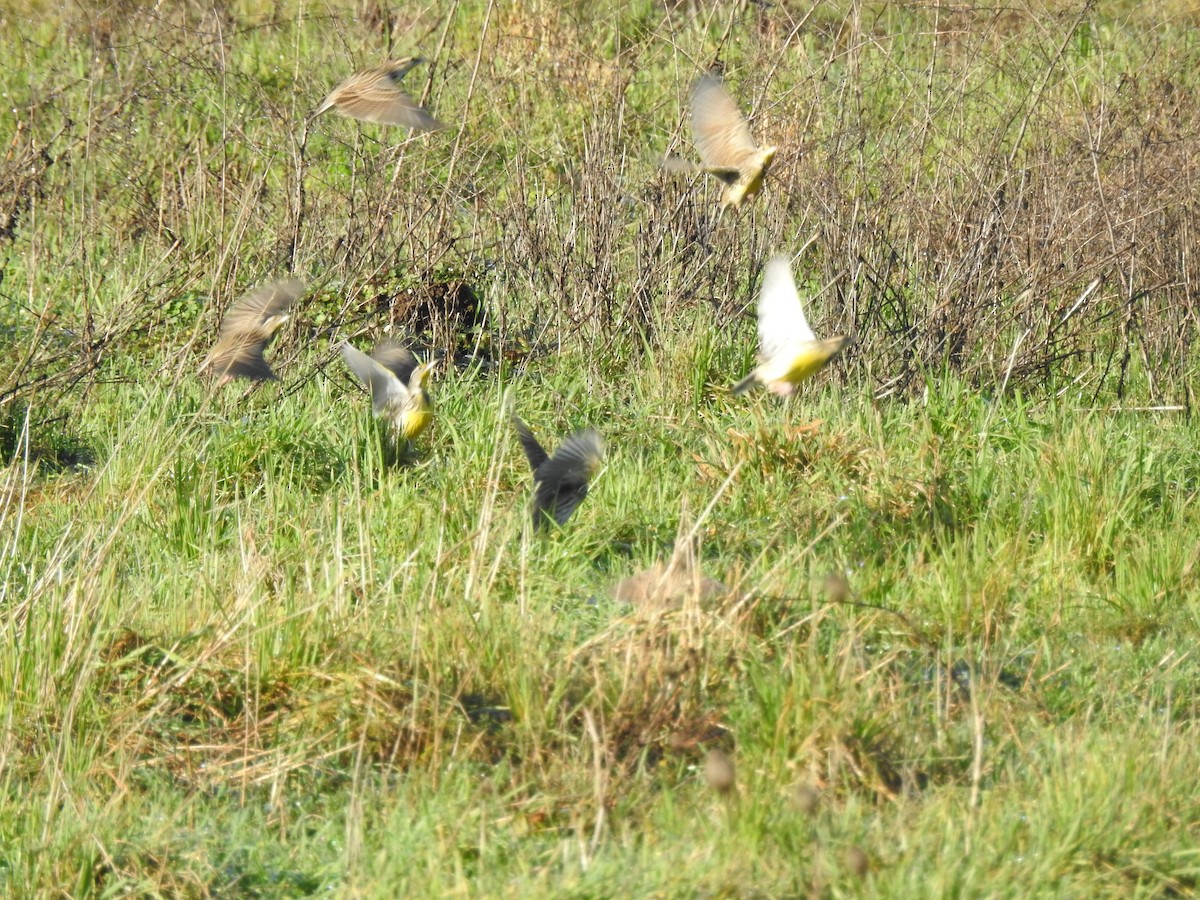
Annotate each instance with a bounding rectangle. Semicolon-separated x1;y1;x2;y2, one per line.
370;341;419;383
207;340;277;381
204;279;301;382
757;256;815;360
661;156;701;174
663;155;743;187
534;429;604;527
512;417;549;472
379;58;423;82
348;86;444;130
691;75;758;169
340;342;409;413
218;279;303;339
323;63;444;130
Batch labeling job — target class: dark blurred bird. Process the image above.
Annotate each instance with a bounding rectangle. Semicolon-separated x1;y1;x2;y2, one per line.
201;279;303;385
314;57;444;131
732;256;852;396
665;74;777;210
340;340;434;442
513;417;603;530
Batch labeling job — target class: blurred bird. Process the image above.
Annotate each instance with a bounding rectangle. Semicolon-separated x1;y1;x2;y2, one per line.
665;74;777;210
340;340;435;443
703;748;737;795
845;846;871;878
792;782;821;816
613;536;727;609
201;279;303;385
314;57;445;131
513;417;604;530
732;256;852;396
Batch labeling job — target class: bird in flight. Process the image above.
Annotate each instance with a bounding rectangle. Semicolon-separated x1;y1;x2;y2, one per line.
201;279;304;385
732;256;852;396
340;340;435;445
666;74;777;210
513;417;604;530
314;57;445;131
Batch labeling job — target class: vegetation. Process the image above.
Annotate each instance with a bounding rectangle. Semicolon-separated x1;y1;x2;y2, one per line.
2;0;1200;894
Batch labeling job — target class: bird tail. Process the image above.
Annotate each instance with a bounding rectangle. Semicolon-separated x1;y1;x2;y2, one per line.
731;372;758;395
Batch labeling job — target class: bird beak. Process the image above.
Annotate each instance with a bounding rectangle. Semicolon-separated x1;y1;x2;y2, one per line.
396;56;425;77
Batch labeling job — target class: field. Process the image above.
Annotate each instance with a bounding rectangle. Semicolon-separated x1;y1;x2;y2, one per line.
3;0;1200;895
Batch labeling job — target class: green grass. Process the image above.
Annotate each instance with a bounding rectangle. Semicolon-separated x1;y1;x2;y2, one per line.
3;0;1200;896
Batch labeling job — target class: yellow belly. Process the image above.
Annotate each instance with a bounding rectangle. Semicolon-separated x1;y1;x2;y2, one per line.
725;172;766;208
779;347;833;384
722;148;776;209
398;407;432;441
761;339;848;388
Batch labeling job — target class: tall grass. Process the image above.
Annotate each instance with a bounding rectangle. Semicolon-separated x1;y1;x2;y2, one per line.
3;1;1200;895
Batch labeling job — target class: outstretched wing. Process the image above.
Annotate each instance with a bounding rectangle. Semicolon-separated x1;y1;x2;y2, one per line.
512;417;549;472
534;428;604;528
318;59;444;130
205;279;302;382
691;75;758;169
344;84;442;130
340;342;410;413
370;341;420;384
210;345;276;382
757;256;814;360
218;279;302;340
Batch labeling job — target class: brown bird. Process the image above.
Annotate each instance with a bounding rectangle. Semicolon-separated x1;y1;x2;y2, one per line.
513;417;604;530
666;74;777;210
613;536;727;609
314;57;444;131
703;748;737;795
201;279;303;385
792;783;821;816
845;846;870;878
